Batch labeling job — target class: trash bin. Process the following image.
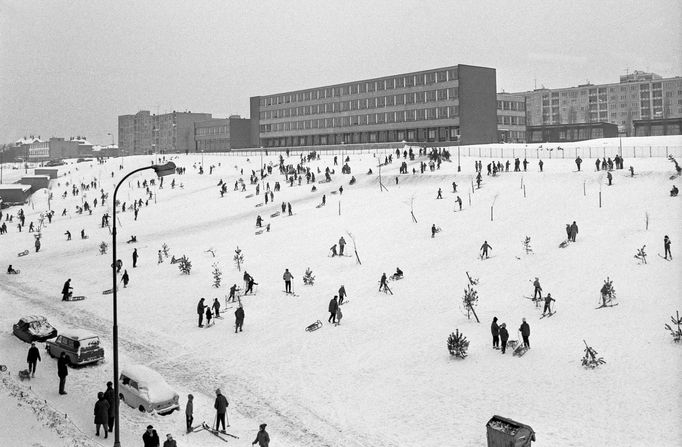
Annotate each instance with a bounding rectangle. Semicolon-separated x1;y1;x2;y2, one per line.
486;415;536;447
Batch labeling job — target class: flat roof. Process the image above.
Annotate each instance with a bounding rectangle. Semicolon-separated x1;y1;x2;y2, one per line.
0;184;32;191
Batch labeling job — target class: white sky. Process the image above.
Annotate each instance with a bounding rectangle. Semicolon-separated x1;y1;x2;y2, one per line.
0;0;680;145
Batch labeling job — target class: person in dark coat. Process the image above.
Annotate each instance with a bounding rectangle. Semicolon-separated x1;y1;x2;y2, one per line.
214;389;229;432
499;323;509;354
328;296;339;323
212;298;221;318
491;317;499;349
103;381;115;432
62;278;73;301
205;307;213;327
542;294;555;316
132;248;138;267
185;394;194;433
569;221;579;242
575;156;582;171
163;433;177;447
121;270;129;287
283;268;293;293
519;318;531;349
252;423;270;447
235;306;245;333
338;285;347;305
664;235;672;260
143;425;160;447
533;277;542;300
197;298;206;327
607;171;613;186
480;241;492;258
94;391;110;437
57;352;68;394
27;342;41;377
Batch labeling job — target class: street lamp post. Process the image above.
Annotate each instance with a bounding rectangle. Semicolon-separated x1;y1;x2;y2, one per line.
111;162;175;447
457;134;461;172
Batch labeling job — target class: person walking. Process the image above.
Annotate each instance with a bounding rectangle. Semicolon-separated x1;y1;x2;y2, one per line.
235;305;245;333
103;381;115;432
569;221;579;242
431;224;437;238
185;394;194;433
205;307;213;327
328;296;339;323
61;278;73;301
456;195;462;211
575;156;582;171
121;270;129;288
252;423;270;447
57;352;68;394
664;235;672;260
197;298;206;327
212;298;221;318
338;285;347;305
542;293;556;316
499;323;509;354
283;268;293;293
338;236;346;256
519;318;530;349
214;389;229;432
480;241;492;259
27;342;41;377
607;171;613;186
94;391;110;438
335;304;343;326
491;317;500;349
143;425;160;447
533;277;542;300
132;248;138;268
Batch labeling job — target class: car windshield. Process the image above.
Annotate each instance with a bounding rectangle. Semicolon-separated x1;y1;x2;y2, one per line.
79;337;100;350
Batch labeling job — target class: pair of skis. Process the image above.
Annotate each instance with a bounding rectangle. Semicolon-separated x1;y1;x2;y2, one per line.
193;422;239;442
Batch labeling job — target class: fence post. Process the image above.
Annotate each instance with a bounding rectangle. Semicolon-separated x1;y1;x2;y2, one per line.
649;146;652;157
666;146;668;157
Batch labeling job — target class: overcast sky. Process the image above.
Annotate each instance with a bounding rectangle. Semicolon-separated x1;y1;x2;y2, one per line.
1;0;680;145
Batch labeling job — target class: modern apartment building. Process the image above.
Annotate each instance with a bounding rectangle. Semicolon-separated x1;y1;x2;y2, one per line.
194;116;251;152
250;64;498;148
496;93;526;143
518;71;682;136
118;111;152;155
119;111;212;155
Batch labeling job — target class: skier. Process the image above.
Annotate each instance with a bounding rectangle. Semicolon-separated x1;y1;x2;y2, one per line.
197;298;206;327
575;156;582;171
283;268;293;293
244;272;256;294
437;188;443;199
519;318;530;349
490;317;499;349
252;423;270;447
328;296;339;323
214;389;229;432
322;194;326;206
338;236;346;256
94;391;110;438
664;235;672;260
480;240;492;259
539;159;544;172
228;283;238;302
57;352;68;394
330;244;338;257
61;278;73;301
65;230;71;240
185;394;194;433
256;215;262;227
212;298;221;318
499;323;509;354
533;277;542;300
133;248;138;268
379;273;389;292
27;342;41;377
569;221;579;242
235;305;244;333
431;224;438;238
121;270;129;288
542;293;555;316
338;285;347;305
205;306;213;327
456;195;462;211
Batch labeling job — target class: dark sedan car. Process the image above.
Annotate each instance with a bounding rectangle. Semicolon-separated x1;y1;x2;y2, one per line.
13;315;58;343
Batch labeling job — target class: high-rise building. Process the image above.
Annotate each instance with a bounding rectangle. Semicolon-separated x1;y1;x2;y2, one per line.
194;116;251;152
119;111;212;154
250;64;498;148
496;93;526;143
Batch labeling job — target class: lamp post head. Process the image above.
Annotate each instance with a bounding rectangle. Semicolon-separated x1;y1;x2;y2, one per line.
153;161;176;177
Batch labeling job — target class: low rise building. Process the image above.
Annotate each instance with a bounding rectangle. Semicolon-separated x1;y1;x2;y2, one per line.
194;116;251;152
497;93;526;143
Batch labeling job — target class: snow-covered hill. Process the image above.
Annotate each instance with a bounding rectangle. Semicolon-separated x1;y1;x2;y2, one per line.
1;141;680;446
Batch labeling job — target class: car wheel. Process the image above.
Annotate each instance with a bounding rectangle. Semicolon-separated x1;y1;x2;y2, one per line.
138;405;146;412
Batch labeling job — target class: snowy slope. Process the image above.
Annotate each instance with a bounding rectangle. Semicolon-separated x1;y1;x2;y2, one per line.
1;139;681;446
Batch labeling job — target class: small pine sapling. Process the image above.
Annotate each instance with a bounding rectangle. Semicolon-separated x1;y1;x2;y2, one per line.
302;268;315;285
664;310;682;343
581;340;606;368
211;262;222;288
523;236;533;254
99;241;108;255
447;329;470;359
161;243;170;258
234;246;244;271
634;245;647;264
462;284;480;322
599;277;616;307
178;255;192;275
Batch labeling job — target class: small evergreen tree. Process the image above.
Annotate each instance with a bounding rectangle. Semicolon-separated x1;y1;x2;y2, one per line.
462;285;480;322
302;267;315;285
178;255;192;275
581;340;606;368
99;241;108;255
211;262;222;288
161;243;170;258
664;310;682;343
599;277;616;306
523;236;533;254
234;246;244;271
447;329;469;359
634;245;647;264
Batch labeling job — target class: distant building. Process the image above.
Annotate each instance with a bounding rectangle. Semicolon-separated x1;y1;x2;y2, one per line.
118;111;152;156
633;117;682;136
23;137;93;161
517;71;682;137
250;64;498;148
496;93;526;143
194;116;251;152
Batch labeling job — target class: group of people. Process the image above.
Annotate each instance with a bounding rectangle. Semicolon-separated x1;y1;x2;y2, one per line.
490;317;532;354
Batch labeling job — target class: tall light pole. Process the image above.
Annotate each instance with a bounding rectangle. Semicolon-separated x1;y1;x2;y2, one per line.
457;134;461;172
111;162;175;447
107;132;115;147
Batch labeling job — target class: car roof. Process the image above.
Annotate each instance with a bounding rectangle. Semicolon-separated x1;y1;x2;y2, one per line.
58;330;98;341
120;365;165;385
18;315;47;324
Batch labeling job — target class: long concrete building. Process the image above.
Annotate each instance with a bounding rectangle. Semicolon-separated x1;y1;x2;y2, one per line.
250;64;498;148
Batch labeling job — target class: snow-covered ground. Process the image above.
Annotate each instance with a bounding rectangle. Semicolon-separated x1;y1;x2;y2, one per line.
1;137;681;446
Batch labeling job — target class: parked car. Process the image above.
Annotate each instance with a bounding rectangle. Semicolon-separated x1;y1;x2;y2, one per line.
13;315;58;343
44;159;65;167
119;365;180;415
45;331;104;366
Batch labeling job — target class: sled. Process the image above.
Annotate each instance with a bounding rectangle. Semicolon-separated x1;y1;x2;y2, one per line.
254;203;264;207
305;320;323;332
389;274;404;281
596;303;619;309
330;190;338;195
559;240;569;248
18;369;31;381
270;212;280;218
63;295;86;301
7;270;20;275
255;229;264;235
17;250;29;257
102;288;116;295
315;203;325;208
245;194;254;198
513;343;529;357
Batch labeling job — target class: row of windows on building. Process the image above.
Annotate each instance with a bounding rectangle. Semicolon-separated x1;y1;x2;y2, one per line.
263;126;461;146
259;88;459;120
260;68;459;106
259;106;459;133
497;101;525;111
496;115;526;125
195;126;228;136
541;81;682;102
